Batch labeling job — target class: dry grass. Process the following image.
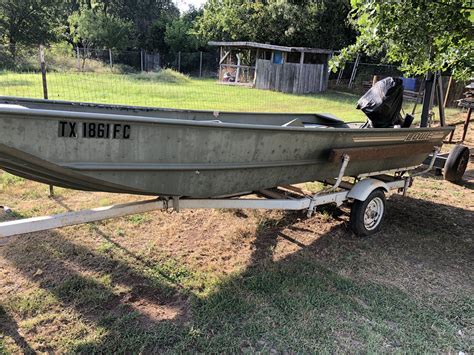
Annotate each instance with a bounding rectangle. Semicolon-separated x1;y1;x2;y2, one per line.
0;115;472;353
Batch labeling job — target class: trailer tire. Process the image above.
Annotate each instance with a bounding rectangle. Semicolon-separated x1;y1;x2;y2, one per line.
444;145;469;183
350;189;386;237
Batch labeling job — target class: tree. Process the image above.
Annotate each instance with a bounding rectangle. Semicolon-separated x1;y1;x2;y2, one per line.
195;0;355;49
331;0;473;80
69;8;132;49
165;7;204;53
104;0;180;50
0;0;63;56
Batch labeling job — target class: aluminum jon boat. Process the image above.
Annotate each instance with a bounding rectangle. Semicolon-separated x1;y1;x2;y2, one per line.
0;96;453;198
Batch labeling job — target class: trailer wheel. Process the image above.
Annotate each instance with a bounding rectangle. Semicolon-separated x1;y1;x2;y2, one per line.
444;145;469;183
350;189;386;237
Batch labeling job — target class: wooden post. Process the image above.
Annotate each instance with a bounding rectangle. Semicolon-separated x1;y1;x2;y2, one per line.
444;76;452;108
39;45;53;196
421;72;435;127
219;46;223;79
253;48;260;84
235;53;241;83
76;46;80;71
39;45;48;100
372;75;378;86
199;51;203;77
178;51;181;72
296;51;305;93
109;48;113;68
140;50;144;72
461;106;472;142
436;73;446;126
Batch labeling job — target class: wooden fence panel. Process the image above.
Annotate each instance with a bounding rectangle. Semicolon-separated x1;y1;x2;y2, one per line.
256;59;327;94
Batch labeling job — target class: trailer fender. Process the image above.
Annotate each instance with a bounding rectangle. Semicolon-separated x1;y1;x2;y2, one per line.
347;179;389;202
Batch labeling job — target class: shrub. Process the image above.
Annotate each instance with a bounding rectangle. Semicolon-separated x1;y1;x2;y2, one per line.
132;69;190;83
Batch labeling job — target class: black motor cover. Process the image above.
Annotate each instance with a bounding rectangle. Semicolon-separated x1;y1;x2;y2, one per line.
357;77;404;128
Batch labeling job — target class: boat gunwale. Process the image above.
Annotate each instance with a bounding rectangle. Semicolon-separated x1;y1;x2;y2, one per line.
0;104;454;134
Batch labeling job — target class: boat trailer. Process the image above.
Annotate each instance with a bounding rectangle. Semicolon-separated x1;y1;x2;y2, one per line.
0;148;441;240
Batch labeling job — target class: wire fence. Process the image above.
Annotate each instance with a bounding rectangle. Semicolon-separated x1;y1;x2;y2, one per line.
329;61;403;93
0;44;465;113
0;44;219;75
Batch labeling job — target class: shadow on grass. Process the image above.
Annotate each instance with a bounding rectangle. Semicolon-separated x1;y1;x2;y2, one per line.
0;304;35;354
1;195;472;352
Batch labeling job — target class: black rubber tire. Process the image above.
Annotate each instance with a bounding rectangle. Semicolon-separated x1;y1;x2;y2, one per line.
443;145;470;183
350;189;386;237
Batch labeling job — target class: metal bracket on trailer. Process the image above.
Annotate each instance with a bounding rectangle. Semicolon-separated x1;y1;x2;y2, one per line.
307;153;350;217
411;146;440;177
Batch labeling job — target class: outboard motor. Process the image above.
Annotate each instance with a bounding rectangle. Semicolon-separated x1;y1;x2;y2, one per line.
357;77;413;128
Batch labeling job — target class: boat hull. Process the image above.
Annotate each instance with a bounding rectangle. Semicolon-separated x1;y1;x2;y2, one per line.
0;99;453;197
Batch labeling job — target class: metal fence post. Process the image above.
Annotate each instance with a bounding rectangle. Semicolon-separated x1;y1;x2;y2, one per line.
178;51;181;72
199;51;203;77
109;48;113;68
76;46;80;71
140;50;144;72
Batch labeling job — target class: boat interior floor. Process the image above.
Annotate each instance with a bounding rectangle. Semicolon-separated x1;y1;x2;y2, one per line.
0;98;377;129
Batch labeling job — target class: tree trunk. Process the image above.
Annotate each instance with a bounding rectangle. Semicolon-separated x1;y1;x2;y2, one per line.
8;37;16;60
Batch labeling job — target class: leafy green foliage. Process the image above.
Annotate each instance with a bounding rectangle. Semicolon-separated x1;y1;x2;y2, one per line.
69;8;132;49
165;19;198;53
99;0;179;51
196;0;355;49
0;0;180;52
331;0;473;80
0;0;63;54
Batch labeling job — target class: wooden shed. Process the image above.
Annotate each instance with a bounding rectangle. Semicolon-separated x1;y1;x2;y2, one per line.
208;41;334;94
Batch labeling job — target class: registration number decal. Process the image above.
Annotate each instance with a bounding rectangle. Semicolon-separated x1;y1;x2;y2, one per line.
58;121;131;139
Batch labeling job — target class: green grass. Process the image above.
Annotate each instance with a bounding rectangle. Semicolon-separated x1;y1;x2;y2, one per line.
0;71;461;122
0;172;24;189
3;289;58;318
125;213;152;225
0;71;369;120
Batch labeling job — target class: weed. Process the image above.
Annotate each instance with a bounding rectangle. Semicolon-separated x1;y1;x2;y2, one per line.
126;213;151;225
98;198;110;207
132;69;190;84
54;275;111;308
256;217;281;234
115;228;125;237
0;172;24;189
4;289;57;317
97;242;115;254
